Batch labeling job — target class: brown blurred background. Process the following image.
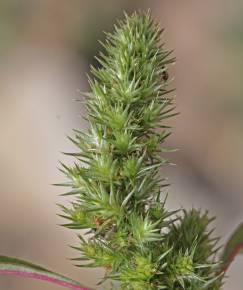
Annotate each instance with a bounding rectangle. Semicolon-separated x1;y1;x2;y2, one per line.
0;1;243;289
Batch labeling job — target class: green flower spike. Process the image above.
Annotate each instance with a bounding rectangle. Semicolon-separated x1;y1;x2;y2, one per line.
59;11;224;290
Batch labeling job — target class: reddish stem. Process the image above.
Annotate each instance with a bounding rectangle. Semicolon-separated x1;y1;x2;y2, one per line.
0;269;90;290
222;243;243;273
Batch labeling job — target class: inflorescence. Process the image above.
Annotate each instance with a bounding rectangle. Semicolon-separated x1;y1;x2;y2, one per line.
59;12;223;290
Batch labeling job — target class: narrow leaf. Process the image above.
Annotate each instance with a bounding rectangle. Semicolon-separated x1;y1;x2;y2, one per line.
221;223;243;272
0;255;92;290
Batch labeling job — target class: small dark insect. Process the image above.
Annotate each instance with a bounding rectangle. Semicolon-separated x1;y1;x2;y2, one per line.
94;216;104;227
162;70;169;81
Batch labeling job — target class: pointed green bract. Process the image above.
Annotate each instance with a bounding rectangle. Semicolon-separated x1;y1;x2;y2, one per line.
60;11;223;289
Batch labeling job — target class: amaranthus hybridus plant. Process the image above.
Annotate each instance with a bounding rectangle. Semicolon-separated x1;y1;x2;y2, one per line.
58;12;223;290
2;10;243;290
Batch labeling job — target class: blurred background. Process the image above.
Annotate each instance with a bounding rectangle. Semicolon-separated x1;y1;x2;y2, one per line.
0;1;243;289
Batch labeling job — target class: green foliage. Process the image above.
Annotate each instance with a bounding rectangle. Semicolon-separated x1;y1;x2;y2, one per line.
0;255;88;290
59;11;224;289
221;223;243;272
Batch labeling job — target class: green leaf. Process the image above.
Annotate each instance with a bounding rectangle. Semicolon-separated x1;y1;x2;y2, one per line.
0;255;92;290
221;223;243;272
